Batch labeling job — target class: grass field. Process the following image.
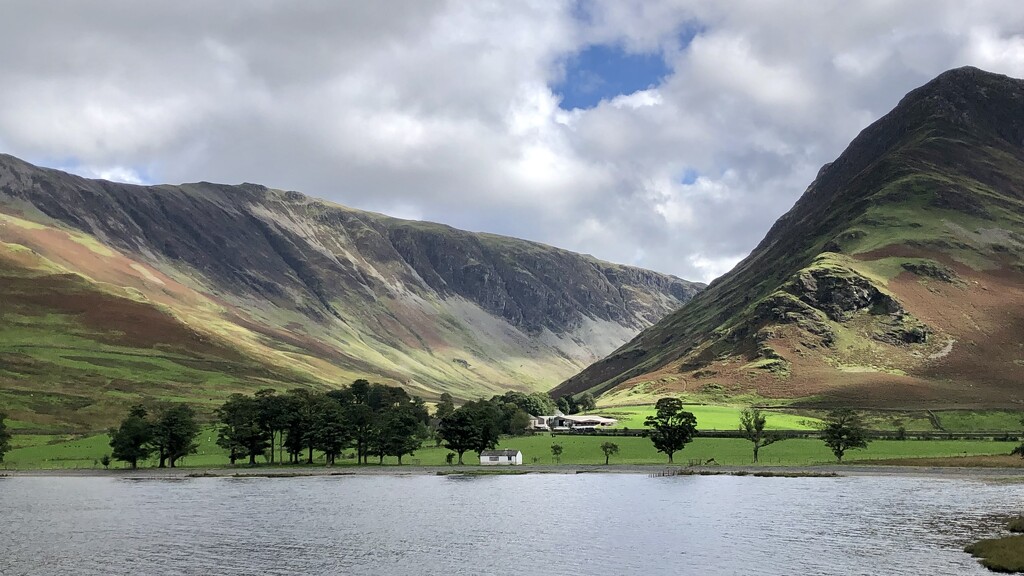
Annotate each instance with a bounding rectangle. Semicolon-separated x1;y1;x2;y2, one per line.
590;404;1024;433
589;405;822;430
4;427;1018;470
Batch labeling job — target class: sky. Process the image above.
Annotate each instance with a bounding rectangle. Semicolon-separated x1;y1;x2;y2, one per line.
2;1;1024;282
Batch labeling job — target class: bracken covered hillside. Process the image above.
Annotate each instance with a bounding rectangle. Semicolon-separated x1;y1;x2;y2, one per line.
0;156;701;432
555;67;1024;410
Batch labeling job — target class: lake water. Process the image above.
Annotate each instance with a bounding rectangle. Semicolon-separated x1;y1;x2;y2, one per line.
2;474;1022;575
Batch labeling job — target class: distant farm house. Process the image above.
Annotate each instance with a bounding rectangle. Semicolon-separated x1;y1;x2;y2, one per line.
480;449;523;466
529;412;619;432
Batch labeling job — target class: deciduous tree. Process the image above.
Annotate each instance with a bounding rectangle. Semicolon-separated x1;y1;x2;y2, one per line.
577;393;597;412
644;398;698;463
151;404;200;468
550;443;563;463
1012;417;1024;459
821;409;870;463
0;412;11;463
109;405;155;469
216;394;270;466
434;393;456;420
740;408;780;464
438;409;477;465
600;441;619;465
309;395;350;465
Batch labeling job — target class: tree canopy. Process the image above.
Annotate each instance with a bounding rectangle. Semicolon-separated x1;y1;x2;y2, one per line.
821;409;870;463
109;405;155;469
600;441;619;465
739;408;780;464
644;397;698;463
0;412;12;463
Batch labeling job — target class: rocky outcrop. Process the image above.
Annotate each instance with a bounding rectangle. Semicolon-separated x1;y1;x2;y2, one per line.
785;264;901;321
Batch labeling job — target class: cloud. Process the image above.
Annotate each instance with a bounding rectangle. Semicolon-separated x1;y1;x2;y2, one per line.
1;1;1023;283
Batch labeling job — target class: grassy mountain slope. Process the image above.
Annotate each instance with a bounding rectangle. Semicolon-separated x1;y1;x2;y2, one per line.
555;66;1024;410
0;157;701;433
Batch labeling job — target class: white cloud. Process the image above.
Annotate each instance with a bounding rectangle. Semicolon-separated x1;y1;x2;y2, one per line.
1;1;1024;284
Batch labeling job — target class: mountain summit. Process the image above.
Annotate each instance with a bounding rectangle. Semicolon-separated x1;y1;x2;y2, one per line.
555;67;1024;409
0;156;700;430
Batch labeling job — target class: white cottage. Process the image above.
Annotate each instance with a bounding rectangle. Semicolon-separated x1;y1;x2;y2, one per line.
480;449;523;466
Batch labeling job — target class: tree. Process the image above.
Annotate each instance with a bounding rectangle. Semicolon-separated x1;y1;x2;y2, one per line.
434;392;456;420
100;454;111;469
255;388;288;464
282;389;316;464
467;400;502;456
436;401;495;463
309;395;350;465
600;442;619;465
150;404;200;468
550;443;563;464
0;412;11;464
556;395;579;415
1012;417;1024;459
508;409;532;436
217;394;271;466
644;398;698;463
821;409;870;463
109;405;155;469
345;403;376;464
378;407;424;465
577;393;597;412
739;408;780;464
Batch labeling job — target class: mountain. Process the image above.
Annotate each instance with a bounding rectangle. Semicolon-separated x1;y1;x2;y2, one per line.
555;66;1024;410
0;155;701;432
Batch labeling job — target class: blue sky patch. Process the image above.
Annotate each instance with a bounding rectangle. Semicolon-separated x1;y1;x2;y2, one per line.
680;168;699;185
553;44;671;110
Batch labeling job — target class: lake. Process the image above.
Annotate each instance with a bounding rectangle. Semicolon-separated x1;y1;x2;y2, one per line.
2;473;1022;575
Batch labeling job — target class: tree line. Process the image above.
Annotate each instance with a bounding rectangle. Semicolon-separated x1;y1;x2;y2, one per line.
104;382;571;469
216;380;435;466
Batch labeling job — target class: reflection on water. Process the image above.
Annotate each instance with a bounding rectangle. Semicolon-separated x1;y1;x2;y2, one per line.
3;474;1022;575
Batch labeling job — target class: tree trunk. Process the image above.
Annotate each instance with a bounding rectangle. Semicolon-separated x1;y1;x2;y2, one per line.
249;452;257;466
307;445;313;465
457;450;465;465
667;452;674;464
169;457;176;468
397;455;403;465
158;453;166;468
753;444;759;464
130;459;138;470
378;454;384;465
605;454;609;465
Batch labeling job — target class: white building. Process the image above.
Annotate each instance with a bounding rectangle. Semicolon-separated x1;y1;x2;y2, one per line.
551;414;618;430
480;449;523;466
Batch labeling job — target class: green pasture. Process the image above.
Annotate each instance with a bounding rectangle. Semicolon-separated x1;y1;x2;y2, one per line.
590;403;1024;434
4;428;1015;470
589;405;822;431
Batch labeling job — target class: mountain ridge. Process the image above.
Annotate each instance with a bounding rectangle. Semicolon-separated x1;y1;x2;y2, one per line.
0;154;701;431
554;66;1024;409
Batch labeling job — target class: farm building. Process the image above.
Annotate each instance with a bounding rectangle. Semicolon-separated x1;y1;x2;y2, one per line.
551;414;618;430
528;412;619;432
480;449;523;466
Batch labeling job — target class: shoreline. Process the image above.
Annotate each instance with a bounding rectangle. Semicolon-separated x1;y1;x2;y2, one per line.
4;463;1024;479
